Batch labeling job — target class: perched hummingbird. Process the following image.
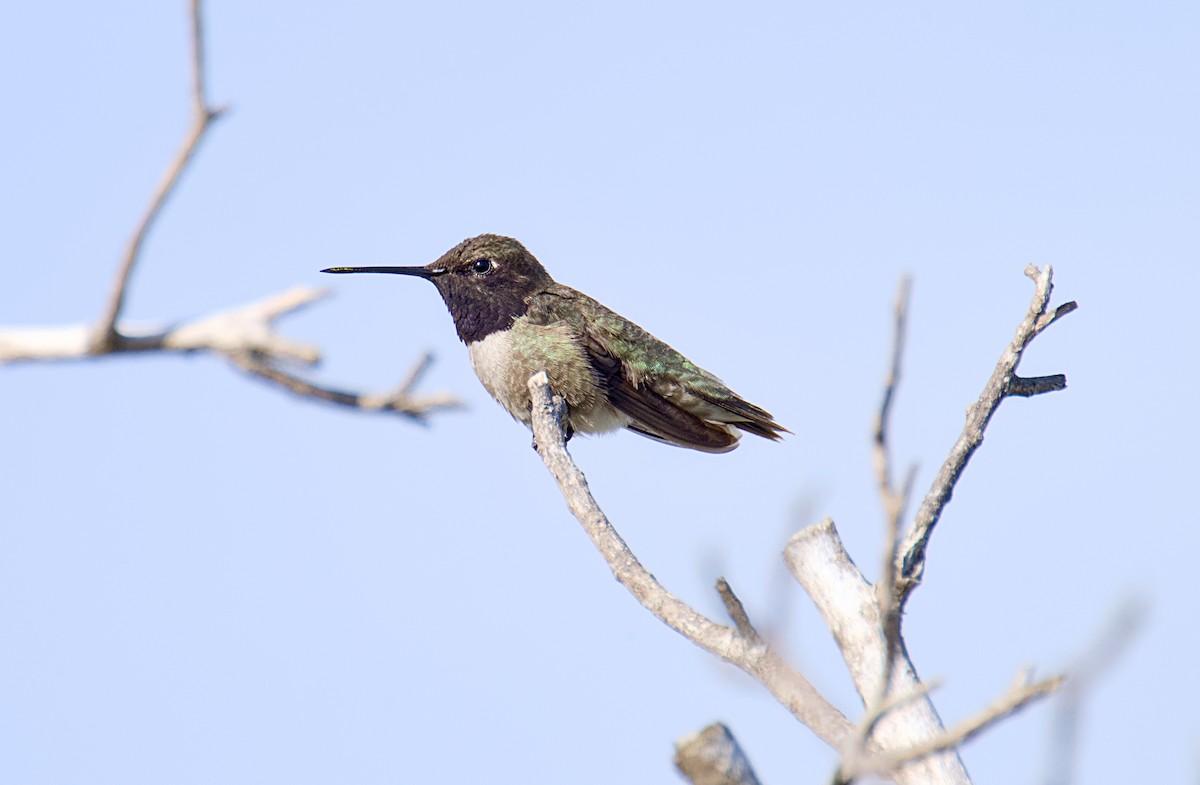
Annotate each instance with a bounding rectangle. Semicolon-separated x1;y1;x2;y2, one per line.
322;234;787;453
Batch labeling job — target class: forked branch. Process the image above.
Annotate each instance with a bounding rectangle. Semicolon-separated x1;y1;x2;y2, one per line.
229;351;460;423
899;265;1076;594
529;261;1075;781
90;0;227;353
1;0;460;422
527;371;853;747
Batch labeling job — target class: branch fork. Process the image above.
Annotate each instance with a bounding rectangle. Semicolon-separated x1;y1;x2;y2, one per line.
2;0;460;423
530;263;1076;784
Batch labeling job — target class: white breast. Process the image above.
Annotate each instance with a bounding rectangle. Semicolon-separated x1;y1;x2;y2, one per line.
467;330;528;423
466;324;630;435
467;330;514;386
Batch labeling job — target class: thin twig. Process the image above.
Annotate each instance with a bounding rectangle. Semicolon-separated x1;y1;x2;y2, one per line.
1034;296;1078;334
830;268;1073;784
1006;374;1068;397
832;680;943;785
188;0;211;104
228;352;461;422
861;679;943;733
90;0;227;352
844;277;916;775
844;669;1064;780
1;0;462;425
395;351;436;398
2;284;462;418
527;372;853;747
898;266;1076;594
715;578;761;644
873;276;911;525
873;277;913;685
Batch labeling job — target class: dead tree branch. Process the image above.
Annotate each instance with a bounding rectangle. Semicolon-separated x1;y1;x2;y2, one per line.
1;0;460;422
675;723;762;785
90;0;227;354
2;287;324;363
787;519;971;785
873;276;915;534
527;372;854;748
528;263;1074;783
228;351;461;423
868;277;918;736
715;577;762;644
898;265;1076;595
841;667;1064;782
788;521;1063;785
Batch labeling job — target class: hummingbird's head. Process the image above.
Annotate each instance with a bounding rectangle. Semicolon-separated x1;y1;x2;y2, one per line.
322;234;555;344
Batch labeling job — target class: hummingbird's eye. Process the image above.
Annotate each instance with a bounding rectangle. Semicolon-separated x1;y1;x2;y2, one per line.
470;258;494;275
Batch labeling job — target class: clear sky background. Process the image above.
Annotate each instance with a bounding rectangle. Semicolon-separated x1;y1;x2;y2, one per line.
2;2;1197;783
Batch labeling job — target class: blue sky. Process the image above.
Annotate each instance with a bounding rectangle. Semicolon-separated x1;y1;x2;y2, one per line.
2;1;1197;782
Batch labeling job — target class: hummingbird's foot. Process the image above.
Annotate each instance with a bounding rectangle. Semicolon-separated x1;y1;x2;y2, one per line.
530;419;574;454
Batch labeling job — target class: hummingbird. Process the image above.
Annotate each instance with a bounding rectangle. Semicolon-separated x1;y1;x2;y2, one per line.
322;234;787;453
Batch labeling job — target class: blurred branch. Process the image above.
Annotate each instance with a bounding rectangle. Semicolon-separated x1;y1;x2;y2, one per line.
820;266;1073;783
789;521;1064;785
898;265;1077;595
715;577;762;644
1;0;461;422
873;276;916;535
675;723;762;785
2;287;325;363
229;350;461;423
1043;598;1146;785
527;371;854;748
868;276;919;736
840;667;1064;783
529;265;1076;784
90;0;227;353
787;519;971;785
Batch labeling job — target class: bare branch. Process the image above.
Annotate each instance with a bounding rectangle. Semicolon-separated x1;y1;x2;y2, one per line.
794;520;1065;784
834;277;923;781
869;278;915;714
786;520;970;785
675;723;762;785
873;276;911;528
822;268;1071;785
2;286;461;418
845;668;1064;780
187;0;212;105
2;287;326;364
527;372;854;747
3;0;461;426
228;351;461;422
90;0;227;352
1006;374;1068;397
832;680;944;785
860;678;942;734
1035;301;1078;333
395;351;437;399
715;578;761;644
898;265;1076;593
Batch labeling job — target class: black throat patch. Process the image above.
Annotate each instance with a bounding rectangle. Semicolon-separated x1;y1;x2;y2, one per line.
433;276;532;344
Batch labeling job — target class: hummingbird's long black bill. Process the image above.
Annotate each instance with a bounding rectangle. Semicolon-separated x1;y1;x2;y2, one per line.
320;265;445;279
